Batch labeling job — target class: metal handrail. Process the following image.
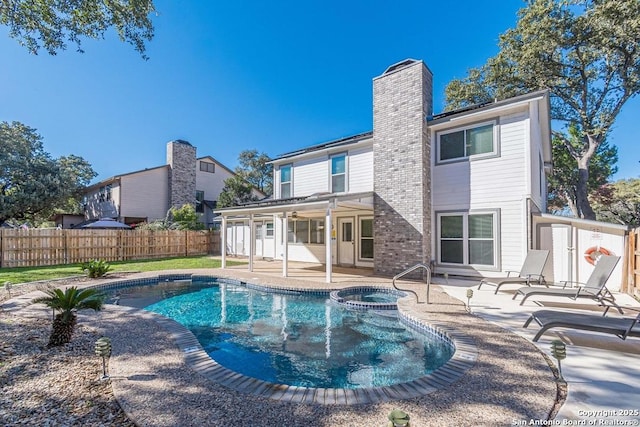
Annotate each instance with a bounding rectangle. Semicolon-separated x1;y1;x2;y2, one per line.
392;263;432;304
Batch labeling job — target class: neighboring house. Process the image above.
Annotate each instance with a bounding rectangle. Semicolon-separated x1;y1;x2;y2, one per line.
50;214;85;229
82;140;252;228
216;58;626;289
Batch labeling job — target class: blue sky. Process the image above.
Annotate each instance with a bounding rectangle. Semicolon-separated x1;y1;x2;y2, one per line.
1;0;638;183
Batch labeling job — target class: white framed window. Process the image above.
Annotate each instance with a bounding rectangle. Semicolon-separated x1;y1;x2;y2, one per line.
437;211;497;267
265;222;274;238
330;153;346;193
287;218;324;244
280;164;292;199
359;217;373;260
437;121;497;163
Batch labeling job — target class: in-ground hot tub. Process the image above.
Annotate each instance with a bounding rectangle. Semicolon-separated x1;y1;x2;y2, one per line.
329;286;407;311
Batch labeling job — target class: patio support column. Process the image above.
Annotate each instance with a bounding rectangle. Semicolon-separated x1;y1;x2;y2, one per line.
248;214;254;272
325;207;332;283
221;215;227;268
282;213;289;277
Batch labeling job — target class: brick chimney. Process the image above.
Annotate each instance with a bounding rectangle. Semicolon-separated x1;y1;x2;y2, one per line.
372;59;433;276
167;140;197;210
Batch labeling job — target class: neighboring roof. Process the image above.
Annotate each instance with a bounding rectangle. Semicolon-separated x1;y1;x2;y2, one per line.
270;131;373;163
85;149;242;193
84;165;169;192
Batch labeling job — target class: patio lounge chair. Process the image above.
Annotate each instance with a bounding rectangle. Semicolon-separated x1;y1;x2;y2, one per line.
477;250;550;294
513;255;622;314
523;309;640;342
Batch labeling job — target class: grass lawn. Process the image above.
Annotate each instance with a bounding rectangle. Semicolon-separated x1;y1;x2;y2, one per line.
0;256;246;286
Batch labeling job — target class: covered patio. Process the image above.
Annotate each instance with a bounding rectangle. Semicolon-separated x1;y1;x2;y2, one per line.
217;191;374;283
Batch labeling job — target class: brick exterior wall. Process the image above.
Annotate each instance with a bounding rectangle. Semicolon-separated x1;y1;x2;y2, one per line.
372;60;432;277
167;140;197;210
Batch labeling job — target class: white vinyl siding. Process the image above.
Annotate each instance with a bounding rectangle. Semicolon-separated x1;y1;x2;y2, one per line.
433;115;527;210
271;139;373;199
348;147;374;193
292;157;327;196
432;111;530;274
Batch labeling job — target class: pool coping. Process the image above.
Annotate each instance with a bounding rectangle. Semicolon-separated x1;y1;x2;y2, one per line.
93;274;478;405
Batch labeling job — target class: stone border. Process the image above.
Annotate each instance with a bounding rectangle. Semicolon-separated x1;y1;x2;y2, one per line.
329;286;406;311
91;274;478;405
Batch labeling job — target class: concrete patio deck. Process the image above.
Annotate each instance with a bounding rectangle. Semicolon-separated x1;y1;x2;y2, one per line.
226;258;640;423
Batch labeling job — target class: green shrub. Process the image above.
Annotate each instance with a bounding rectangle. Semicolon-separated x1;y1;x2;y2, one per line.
81;259;111;278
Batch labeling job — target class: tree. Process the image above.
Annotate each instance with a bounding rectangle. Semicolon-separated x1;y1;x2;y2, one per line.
591;178;640;227
217;175;258;208
168;203;205;230
235;149;273;195
547;125;618;215
445;0;640;219
32;286;104;347
0;121;97;224
0;0;156;58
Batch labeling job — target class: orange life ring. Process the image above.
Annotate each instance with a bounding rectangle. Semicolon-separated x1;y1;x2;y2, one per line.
584;246;611;265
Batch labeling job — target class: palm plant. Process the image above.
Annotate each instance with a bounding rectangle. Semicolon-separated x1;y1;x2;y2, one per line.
32;286;105;347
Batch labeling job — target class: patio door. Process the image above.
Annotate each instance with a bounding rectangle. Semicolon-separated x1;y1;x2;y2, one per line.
338;217;355;266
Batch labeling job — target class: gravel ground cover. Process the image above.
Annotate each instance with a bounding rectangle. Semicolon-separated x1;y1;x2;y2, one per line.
0;271;560;426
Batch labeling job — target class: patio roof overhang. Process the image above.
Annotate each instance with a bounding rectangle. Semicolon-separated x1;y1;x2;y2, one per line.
214;191;374;218
216;191;374;284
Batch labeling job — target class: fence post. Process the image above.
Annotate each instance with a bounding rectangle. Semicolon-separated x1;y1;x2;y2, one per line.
0;228;3;268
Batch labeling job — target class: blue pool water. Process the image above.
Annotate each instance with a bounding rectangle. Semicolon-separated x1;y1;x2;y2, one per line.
110;280;454;389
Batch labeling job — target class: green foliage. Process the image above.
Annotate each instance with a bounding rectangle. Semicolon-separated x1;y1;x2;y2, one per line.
124;204;205;230
81;259;111;278
0;121;96;224
0;0;156;58
236;149;273;195
32;285;104;346
217;149;271;207
217;175;259;208
591;178;640;227
168;204;205;230
547;125;618;214
444;0;640;219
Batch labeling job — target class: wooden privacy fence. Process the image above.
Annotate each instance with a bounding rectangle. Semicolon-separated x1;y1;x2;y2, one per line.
626;227;640;298
0;229;221;268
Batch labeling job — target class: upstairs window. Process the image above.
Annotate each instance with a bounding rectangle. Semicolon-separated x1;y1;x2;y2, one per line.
280;164;292;198
331;154;346;193
438;122;496;162
200;161;215;173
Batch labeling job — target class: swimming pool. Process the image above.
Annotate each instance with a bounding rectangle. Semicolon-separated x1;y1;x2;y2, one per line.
108;278;455;390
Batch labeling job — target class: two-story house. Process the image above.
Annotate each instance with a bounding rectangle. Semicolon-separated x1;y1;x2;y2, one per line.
82;140;244;228
216;59;553;282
